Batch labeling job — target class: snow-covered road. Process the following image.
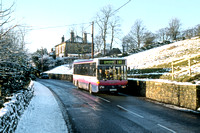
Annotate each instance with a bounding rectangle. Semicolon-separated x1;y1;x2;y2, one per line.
15;82;68;133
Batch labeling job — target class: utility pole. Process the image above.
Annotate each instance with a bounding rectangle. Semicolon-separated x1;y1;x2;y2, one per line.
91;21;94;58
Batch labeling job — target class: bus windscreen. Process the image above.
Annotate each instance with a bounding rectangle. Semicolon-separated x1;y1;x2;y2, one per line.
97;65;127;80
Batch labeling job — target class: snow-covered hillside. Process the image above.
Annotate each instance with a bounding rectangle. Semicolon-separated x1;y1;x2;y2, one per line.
125;37;200;69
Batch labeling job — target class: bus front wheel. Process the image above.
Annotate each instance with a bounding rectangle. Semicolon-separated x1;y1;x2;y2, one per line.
77;81;80;89
89;84;92;94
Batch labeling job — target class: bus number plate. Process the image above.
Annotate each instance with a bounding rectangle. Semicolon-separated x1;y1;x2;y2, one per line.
110;89;117;91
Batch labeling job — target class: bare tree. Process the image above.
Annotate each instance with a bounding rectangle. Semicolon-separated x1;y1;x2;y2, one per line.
94;34;103;53
143;31;156;47
0;1;28;64
109;16;121;50
0;2;16;38
157;27;170;43
95;5;112;55
127;19;146;48
183;27;195;39
95;5;121;56
194;24;200;36
0;2;16;61
122;34;136;53
168;18;181;41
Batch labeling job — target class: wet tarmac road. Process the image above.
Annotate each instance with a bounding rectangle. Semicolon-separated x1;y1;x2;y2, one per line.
38;79;200;133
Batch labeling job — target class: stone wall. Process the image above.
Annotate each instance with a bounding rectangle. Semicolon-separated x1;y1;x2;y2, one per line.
128;79;200;110
48;73;73;82
0;81;34;133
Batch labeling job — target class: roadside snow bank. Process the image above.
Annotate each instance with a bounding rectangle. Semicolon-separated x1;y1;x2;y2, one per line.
15;82;68;133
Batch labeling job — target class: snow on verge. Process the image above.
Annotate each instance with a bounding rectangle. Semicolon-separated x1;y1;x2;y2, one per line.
15;82;68;133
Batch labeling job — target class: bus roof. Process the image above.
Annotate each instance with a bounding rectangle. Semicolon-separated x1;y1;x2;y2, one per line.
73;59;93;64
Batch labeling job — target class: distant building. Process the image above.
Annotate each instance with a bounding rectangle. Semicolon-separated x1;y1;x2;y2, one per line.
55;31;92;58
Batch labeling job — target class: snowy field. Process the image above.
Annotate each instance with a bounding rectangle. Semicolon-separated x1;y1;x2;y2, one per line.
15;82;68;133
125;37;200;69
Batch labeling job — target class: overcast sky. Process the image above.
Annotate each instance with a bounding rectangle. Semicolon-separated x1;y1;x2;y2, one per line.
4;0;200;53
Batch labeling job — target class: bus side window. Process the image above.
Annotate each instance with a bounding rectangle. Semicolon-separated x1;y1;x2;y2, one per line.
93;64;96;76
98;68;102;79
102;69;106;79
93;68;96;76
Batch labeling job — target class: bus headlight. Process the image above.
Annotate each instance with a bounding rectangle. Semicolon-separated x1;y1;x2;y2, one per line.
99;86;105;89
121;85;126;88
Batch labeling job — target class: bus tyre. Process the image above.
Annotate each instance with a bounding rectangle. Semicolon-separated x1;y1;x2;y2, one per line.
89;84;92;94
77;81;80;89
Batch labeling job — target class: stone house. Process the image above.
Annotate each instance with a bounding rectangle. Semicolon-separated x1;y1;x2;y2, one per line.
55;31;91;58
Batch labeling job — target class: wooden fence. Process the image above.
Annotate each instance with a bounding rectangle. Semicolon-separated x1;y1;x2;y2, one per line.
171;53;200;80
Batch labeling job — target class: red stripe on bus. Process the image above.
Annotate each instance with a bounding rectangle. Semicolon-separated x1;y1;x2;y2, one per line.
98;80;128;86
73;77;127;86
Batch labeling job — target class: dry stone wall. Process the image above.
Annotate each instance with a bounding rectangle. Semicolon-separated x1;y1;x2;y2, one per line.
0;81;34;133
128;79;200;110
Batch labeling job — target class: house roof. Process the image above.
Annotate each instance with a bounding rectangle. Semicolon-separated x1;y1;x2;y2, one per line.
55;35;92;47
66;35;82;43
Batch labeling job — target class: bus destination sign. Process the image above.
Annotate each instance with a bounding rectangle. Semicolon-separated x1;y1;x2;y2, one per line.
100;60;125;65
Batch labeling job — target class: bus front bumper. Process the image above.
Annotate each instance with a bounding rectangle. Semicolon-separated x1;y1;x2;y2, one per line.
98;85;126;92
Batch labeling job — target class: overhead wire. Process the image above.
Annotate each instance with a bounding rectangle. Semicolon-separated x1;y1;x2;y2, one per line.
111;0;131;15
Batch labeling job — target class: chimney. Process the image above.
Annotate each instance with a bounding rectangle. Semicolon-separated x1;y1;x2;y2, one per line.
61;35;65;43
83;32;87;43
70;31;74;42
